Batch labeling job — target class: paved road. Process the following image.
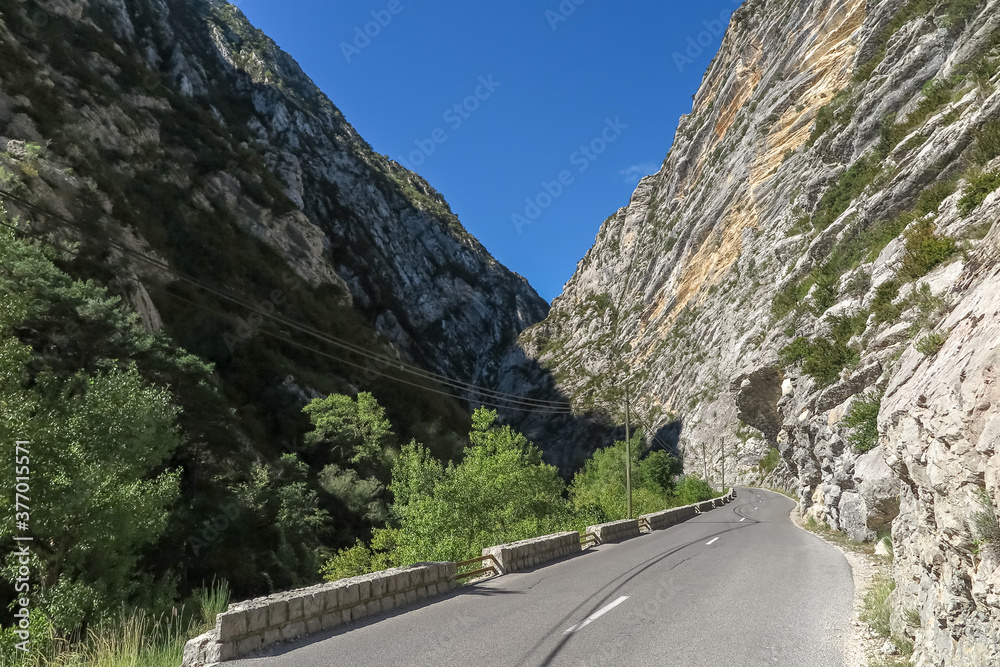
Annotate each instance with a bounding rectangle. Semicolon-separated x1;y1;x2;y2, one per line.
234;488;853;666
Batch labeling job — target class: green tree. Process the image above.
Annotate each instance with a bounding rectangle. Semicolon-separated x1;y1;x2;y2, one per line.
303;392;396;471
317;465;388;524
325;408;570;575
0;227;192;630
0;339;182;631
229;454;331;592
303;391;399;545
568;434;684;520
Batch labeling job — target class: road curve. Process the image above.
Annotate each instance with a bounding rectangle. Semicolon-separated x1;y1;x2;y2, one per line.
233;488;853;666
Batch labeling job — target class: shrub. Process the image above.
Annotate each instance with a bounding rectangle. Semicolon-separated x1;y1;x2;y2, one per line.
958;170;1000;216
813;154;882;231
757;447;781;478
900;219;957;279
779;336;811;366
771;281;812;320
801;337;859;385
844;270;872;297
569;436;684;520
780;336;859;386
942;0;986;32
363;409;571;567
808;104;836;147
779;310;866;386
872;280;902;324
915;330;948;355
671;476;716;505
914;179;958;215
843;390;882;452
320;540;377;582
907;283;949;332
973;487;1000;553
854;0;935;81
972;118;1000;166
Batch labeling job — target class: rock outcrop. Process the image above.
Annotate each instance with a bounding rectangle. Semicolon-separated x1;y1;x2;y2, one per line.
0;0;548;443
505;0;1000;663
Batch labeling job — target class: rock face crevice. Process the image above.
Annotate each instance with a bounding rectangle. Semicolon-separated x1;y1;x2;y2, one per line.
503;1;1000;662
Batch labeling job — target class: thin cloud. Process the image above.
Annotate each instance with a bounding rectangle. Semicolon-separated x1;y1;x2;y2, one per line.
619;161;660;185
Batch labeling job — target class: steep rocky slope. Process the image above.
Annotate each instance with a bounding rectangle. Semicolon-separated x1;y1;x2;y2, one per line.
0;0;548;445
510;0;1000;663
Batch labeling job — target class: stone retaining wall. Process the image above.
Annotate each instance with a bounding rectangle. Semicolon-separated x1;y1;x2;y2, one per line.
586;519;640;544
696;499;716;513
182;562;456;666
639;490;733;531
641;505;690;530
481;531;581;574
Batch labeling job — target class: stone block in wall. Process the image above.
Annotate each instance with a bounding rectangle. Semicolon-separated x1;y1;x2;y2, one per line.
303;592;322;618
341;582;360;608
287;596;304;621
246;605;268;633
586;519;640;544
216;611;246;642
236;634;262;656
282;621;305;641
268;599;287;627
321;586;340;611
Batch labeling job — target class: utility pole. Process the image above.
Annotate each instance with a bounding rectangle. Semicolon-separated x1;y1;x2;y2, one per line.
721;442;726;492
703;443;708;483
625;385;633;520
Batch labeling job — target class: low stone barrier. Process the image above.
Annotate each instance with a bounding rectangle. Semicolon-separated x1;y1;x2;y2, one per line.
481;531;581;574
641;507;683;530
182;562;456;666
586;519;640;544
674;503;699;520
696;499;715;513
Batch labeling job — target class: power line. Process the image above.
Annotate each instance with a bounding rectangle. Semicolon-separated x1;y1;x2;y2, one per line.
0;187;568;408
0;211;576;415
158;286;575;415
0;188;574;411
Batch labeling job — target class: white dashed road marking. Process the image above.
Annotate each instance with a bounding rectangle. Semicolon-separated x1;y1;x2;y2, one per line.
564;596;629;634
706;537;720;546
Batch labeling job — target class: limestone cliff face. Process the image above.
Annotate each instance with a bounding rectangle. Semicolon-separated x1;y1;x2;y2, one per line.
510;0;1000;662
0;0;547;420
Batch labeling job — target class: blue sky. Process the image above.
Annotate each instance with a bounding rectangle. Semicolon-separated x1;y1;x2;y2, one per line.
236;0;743;302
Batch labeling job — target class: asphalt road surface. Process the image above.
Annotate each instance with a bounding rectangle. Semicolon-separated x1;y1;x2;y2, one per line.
234;488;853;667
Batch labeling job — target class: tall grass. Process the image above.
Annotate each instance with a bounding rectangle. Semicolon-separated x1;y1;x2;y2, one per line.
192;579;230;631
0;581;229;667
861;571;896;637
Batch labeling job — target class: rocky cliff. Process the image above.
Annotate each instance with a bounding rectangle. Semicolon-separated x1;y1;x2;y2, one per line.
511;0;1000;663
0;0;548;448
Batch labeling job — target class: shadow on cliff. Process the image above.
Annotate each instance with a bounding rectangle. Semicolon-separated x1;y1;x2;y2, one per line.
491;346;686;478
